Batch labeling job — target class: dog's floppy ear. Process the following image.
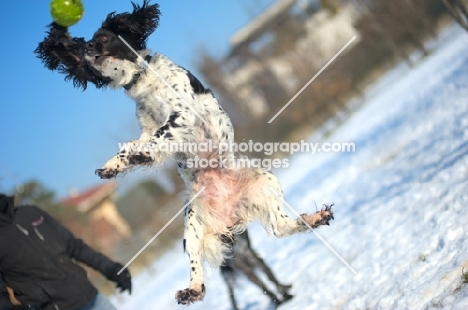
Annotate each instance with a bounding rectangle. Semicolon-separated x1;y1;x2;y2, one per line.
35;23;108;90
101;0;160;50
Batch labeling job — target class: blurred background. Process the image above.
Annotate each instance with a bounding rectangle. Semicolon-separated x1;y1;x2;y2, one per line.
0;0;466;296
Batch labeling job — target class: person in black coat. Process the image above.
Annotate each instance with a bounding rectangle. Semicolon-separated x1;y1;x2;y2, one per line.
0;194;132;310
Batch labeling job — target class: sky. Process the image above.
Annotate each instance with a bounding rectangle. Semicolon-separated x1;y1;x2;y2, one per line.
0;0;277;199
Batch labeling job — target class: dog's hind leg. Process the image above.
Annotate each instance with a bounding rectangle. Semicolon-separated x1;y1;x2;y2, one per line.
251;171;334;237
176;205;207;305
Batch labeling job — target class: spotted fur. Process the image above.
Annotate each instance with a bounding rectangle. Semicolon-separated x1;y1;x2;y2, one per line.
35;1;334;305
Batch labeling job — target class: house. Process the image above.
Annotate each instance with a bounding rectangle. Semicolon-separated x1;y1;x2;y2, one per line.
61;181;131;253
200;0;360;119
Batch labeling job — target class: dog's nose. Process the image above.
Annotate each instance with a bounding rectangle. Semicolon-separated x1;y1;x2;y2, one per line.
84;42;94;53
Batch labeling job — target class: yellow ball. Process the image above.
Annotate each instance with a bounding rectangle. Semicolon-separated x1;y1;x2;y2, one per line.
50;0;84;27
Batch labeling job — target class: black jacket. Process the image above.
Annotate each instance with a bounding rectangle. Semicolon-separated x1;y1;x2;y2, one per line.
0;195;121;310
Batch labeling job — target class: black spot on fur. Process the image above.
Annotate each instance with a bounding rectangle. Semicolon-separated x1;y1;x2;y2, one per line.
154;124;169;138
186;70;211;95
167;112;181;128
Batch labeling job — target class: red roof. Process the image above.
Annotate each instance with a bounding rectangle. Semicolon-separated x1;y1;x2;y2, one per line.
61;181;117;212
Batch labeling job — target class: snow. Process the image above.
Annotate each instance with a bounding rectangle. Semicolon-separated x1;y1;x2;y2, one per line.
110;25;468;310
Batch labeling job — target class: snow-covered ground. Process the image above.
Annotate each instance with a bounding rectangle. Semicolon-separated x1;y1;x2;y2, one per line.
111;25;468;310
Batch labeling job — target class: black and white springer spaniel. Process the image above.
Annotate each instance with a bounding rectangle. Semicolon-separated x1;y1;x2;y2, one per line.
35;1;333;305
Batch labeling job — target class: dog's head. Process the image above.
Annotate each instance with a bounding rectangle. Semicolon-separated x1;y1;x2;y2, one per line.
84;1;160;84
35;1;160;90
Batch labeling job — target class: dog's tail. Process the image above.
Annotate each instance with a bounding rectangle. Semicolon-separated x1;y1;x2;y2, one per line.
202;233;232;269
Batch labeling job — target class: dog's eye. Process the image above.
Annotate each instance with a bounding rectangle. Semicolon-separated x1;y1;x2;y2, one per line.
101;35;108;42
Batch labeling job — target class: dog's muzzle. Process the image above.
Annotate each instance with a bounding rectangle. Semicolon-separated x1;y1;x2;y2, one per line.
84;42;108;66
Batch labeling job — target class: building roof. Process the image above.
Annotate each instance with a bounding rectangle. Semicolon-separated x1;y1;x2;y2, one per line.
229;0;297;52
61;181;117;212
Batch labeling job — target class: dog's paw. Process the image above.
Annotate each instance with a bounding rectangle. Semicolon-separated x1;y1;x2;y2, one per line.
95;156;130;179
301;203;334;228
128;153;154;166
95;168;120;179
175;286;206;305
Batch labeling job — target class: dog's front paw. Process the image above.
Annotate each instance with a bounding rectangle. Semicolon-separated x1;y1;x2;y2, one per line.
175;286;206;305
95;168;120;179
95;156;129;179
301;203;334;228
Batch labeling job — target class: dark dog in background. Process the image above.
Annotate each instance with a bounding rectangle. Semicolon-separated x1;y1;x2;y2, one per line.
35;1;334;305
222;230;293;310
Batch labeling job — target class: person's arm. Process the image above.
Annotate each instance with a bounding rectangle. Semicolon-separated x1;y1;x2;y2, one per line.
66;237;132;294
40;209;132;294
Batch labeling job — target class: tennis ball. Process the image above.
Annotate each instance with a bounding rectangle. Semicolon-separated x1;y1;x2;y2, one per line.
50;0;84;27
